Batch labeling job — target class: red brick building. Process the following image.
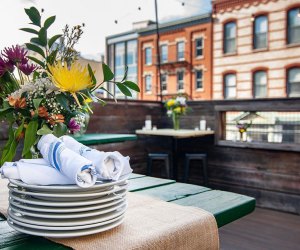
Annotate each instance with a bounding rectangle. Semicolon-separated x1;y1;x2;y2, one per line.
137;14;213;101
212;0;300;99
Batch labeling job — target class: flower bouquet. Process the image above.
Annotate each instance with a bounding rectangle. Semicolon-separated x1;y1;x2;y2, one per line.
0;7;139;164
236;121;252;142
165;95;188;130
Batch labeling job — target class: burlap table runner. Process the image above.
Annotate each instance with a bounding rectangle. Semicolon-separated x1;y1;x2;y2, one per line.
0;178;219;250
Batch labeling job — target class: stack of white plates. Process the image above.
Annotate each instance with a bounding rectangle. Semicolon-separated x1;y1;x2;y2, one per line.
7;179;128;237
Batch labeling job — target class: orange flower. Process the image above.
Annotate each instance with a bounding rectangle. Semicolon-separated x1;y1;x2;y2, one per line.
49;114;65;125
8;96;27;109
38;106;49;118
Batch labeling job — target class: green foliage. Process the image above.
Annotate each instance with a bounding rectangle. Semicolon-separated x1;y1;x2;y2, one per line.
22;120;38;157
27;56;45;68
88;64;97;85
38;28;47;46
37;124;53;135
33;98;43;110
53;123;68;137
102;63;114;81
44;16;56;29
20;28;38;35
25;43;45;58
123;81;140;92
116;83;132;97
24;7;41;27
56;93;70;111
48;34;62;49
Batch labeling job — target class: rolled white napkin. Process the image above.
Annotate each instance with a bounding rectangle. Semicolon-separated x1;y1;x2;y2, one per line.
1;160;73;185
60;135;133;181
38;134;97;188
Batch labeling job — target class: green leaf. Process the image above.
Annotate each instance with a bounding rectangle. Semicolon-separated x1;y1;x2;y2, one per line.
38;27;47;46
20;28;39;35
22;120;38;157
25;43;45;58
102;63;114;81
44;16;56;29
47;49;58;65
0;107;13;119
116;83;132;97
99;87;114;98
123;81;140;92
56;93;70;111
30;37;45;46
33;98;43;110
27;56;45;68
24;7;41;27
121;66;128;82
48;34;62;49
53;123;68;137
88;64;97;85
37;124;53;135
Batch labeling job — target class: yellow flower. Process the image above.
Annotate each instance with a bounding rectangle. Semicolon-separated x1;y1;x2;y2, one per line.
173;107;182;113
167;99;176;107
48;61;93;107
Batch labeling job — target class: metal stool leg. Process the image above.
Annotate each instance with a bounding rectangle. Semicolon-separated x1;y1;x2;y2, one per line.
165;157;170;179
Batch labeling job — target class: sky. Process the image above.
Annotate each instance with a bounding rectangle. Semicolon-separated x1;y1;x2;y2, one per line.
0;0;211;61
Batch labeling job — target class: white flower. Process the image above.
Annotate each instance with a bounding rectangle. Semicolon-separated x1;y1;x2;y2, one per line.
176;96;186;106
167;110;173;116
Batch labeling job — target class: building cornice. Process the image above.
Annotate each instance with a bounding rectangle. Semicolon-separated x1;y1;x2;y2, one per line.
213;0;279;14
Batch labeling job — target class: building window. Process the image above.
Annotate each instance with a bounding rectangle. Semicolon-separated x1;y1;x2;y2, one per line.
177;41;185;61
253;70;267;98
195;70;203;89
287;7;300;45
177;71;184;90
145;75;152;92
224;73;236;99
145;47;152;65
195;38;203;57
115;42;125;78
161;73;167;91
287;67;300;97
126;40;137;76
253;15;268;49
161;45;168;63
224;22;236;54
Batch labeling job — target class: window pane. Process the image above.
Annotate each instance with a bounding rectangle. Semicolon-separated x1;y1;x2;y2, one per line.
161;73;167;91
145;75;152;92
115;42;125;77
145;48;152;65
195;38;203;57
177;71;184;90
195;70;203;89
254;71;267;98
288;8;300;44
224;22;236;53
224;74;236;98
177;42;185;60
161;45;168;63
254;16;268;49
288;68;300;97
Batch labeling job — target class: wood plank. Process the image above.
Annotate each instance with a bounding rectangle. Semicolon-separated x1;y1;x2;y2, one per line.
129;173;145;179
74;133;137;145
128;176;175;192
135;182;211;201
172;190;256;227
136;129;214;138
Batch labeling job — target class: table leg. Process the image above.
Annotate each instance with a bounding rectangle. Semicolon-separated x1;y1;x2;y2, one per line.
172;138;178;180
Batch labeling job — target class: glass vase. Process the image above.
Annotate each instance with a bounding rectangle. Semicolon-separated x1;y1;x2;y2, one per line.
172;113;180;130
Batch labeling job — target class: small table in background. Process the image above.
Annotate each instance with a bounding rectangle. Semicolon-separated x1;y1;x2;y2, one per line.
135;129;214;180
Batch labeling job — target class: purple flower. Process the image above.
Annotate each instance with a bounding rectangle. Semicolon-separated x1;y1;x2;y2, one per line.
68;118;81;133
19;63;37;76
2;45;28;65
0;56;14;77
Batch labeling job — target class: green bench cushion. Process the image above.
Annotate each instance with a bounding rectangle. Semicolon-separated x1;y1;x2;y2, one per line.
74;134;137;145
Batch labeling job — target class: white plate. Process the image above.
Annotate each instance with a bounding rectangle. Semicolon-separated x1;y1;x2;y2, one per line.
8;203;127;226
9;189;127;207
8;213;124;231
9;200;127;219
9;196;126;213
9;179;127;192
8;184;128;201
7;216;125;238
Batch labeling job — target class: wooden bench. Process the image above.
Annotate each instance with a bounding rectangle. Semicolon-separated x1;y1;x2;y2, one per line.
0;174;255;249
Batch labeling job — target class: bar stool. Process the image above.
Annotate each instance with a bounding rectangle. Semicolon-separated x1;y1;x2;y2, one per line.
184;153;208;186
147;153;171;179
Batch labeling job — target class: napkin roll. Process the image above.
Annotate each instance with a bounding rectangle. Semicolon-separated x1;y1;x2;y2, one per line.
1;160;74;185
38;134;97;187
60;136;132;181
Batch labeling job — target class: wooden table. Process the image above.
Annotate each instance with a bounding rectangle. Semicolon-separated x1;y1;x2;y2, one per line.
136;129;214;180
0;174;255;249
74;133;137;145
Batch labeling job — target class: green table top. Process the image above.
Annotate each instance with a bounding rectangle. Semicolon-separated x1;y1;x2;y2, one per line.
74;133;137;145
0;173;255;249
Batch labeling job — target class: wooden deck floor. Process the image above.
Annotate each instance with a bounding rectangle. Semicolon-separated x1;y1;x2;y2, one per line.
219;208;300;250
